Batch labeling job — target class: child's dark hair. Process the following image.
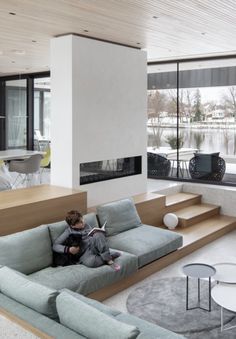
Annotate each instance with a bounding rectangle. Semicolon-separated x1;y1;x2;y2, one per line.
65;210;83;227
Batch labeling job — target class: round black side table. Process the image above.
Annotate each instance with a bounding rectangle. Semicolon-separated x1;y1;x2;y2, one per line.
182;263;216;312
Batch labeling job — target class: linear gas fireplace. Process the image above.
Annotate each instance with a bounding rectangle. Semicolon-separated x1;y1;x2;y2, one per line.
80;156;142;185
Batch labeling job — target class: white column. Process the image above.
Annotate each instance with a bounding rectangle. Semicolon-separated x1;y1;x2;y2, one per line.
50;35;147;206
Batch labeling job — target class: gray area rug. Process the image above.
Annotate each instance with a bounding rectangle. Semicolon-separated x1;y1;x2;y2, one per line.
126;277;236;338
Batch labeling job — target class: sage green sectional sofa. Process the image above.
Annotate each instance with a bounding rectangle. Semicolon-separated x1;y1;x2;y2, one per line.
0;197;184;338
0;267;184;338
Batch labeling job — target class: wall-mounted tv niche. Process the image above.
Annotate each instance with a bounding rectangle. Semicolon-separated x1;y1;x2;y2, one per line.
80;156;142;185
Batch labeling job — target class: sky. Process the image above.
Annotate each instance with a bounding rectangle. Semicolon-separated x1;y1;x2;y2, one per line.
191;86;229;104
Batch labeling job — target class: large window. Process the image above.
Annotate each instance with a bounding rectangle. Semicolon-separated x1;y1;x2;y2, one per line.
6;79;27;149
0;72;50;150
148;57;236;185
34;77;51;150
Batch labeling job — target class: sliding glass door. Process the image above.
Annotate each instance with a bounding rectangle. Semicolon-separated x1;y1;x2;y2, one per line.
34;77;51;150
5;79;27;149
179;58;236;184
0;72;50;150
147;64;178;179
148;57;236;185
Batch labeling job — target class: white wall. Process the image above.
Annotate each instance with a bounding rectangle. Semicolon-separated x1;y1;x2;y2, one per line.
50;35;147;206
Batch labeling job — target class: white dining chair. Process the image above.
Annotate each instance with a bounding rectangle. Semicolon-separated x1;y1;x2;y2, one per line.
9;154;43;187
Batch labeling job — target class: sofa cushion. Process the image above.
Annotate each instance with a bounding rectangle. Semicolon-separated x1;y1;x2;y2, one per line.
48;212;99;243
107;225;183;268
0;266;58;319
0;293;84;339
61;288;120;317
29;250;138;295
56;292;140;339
0;225;52;274
97;198;141;236
116;313;185;339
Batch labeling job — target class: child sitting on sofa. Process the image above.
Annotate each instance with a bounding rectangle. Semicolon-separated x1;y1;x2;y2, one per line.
53;210;121;271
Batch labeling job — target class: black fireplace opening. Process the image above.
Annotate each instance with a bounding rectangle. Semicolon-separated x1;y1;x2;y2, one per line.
80;156;142;185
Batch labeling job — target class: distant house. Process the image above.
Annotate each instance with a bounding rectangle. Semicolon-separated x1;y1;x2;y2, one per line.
212;109;225;119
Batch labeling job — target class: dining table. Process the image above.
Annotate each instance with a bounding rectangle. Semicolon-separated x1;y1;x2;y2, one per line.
0;149;45;161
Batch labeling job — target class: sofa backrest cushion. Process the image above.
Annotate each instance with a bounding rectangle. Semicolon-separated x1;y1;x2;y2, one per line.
61;288;120;317
48;212;99;243
56;292;140;339
0;225;52;274
48;220;68;243
0;266;58;319
97;198;141;236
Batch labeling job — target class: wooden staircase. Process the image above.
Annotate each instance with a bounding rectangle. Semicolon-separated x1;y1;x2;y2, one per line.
133;191;236;254
174;203;220;228
163;192;236;249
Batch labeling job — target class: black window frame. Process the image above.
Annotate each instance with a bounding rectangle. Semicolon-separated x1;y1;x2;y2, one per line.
0;71;50;150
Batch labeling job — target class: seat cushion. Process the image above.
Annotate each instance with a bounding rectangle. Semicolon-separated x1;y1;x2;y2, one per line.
0;266;58;319
29;250;138;295
107;225;183;268
0;225;52;274
56;292;140;339
97;198;142;236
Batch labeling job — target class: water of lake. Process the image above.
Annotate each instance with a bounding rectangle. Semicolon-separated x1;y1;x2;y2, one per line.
148;127;236;155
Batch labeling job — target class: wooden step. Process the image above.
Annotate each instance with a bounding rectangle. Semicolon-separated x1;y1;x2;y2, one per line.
174;203;220;228
165;193;201;211
171;214;236;247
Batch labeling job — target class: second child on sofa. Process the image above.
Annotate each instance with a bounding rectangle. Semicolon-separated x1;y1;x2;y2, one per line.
53;210;121;271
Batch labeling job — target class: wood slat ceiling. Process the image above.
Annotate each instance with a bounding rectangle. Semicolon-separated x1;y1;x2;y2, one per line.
0;0;236;75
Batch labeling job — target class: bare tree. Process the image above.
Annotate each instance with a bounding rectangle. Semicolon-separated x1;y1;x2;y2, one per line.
185;90;195;122
222;86;236;154
167;89;186;122
147;90;166;148
147;90;166;123
228;87;236;121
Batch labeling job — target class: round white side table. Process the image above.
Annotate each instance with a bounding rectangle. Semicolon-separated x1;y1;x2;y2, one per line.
211;284;236;332
213;263;236;284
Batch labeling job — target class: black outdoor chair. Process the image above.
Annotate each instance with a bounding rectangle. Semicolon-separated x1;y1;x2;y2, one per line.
147;152;171;178
189;153;225;182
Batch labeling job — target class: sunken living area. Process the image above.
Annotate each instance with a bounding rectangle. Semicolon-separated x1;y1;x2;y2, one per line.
1;1;236;338
0;183;236;338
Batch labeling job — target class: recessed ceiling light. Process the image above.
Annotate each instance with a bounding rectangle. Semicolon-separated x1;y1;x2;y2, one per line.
12;49;25;55
32;40;37;43
201;32;206;35
153;16;158;19
9;12;16;15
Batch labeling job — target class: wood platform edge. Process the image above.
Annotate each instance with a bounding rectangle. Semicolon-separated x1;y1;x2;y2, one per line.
0;308;54;339
88;221;236;301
